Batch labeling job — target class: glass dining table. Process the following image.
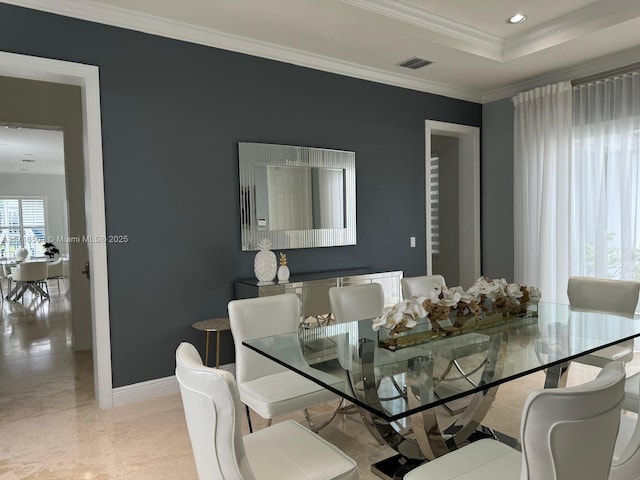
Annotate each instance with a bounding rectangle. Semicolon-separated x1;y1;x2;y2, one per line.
243;301;640;479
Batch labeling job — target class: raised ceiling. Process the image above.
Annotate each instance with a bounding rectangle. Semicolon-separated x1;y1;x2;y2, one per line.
5;0;640;103
2;0;640;174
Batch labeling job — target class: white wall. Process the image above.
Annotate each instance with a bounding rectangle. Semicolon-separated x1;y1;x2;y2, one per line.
0;173;69;255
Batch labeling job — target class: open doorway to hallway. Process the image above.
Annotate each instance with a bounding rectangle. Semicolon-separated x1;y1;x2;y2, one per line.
0;51;111;408
425;120;481;289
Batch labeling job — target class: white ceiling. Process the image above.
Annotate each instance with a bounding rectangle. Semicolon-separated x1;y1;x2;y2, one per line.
3;0;640;173
0;125;65;175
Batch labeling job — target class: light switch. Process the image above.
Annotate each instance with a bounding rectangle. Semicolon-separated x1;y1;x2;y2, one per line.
410;236;416;248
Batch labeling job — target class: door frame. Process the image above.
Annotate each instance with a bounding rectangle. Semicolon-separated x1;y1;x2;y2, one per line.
0;51;113;408
425;120;480;288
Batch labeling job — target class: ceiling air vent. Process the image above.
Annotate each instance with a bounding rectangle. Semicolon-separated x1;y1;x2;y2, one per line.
397;56;433;70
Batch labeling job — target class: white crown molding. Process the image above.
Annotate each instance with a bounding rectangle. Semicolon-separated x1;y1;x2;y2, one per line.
504;0;640;60
4;0;638;105
482;45;640;103
1;0;483;102
338;0;504;61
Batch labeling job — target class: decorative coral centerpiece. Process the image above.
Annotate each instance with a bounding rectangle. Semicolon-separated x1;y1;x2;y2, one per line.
374;276;541;350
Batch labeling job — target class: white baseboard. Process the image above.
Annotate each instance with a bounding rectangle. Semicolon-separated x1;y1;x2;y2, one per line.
112;375;179;407
111;362;236;407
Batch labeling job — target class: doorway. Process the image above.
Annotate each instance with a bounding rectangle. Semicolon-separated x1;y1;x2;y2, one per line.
0;51;112;407
425;120;480;288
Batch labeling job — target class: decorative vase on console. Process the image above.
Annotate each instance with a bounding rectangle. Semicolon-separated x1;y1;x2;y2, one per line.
277;252;290;284
254;239;277;284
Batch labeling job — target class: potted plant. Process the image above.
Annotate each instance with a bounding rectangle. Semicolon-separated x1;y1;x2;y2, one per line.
43;242;60;258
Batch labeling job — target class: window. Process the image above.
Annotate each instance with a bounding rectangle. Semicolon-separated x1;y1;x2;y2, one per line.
571;72;640;281
0;197;47;258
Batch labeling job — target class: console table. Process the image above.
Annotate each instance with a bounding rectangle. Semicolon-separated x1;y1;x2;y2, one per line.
235;268;403;320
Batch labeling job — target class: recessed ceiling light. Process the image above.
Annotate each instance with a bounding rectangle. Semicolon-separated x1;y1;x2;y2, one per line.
507;13;527;24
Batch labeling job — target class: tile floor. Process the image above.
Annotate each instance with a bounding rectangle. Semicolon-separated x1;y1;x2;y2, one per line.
0;283;629;479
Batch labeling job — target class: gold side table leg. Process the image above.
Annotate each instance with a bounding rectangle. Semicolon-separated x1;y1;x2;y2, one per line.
215;332;221;368
205;331;211;367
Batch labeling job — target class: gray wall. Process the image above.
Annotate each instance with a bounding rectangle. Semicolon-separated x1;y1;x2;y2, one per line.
0;4;483;387
481;98;515;280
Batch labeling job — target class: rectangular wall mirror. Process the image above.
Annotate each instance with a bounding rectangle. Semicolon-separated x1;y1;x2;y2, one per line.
239;142;356;251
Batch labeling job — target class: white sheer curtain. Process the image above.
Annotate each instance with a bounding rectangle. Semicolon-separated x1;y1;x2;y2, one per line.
513;82;573;302
571;72;640;281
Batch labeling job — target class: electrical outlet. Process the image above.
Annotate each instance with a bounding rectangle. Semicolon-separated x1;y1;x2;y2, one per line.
410;236;416;248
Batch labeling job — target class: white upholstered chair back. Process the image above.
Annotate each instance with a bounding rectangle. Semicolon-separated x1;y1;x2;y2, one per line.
404;361;626;480
11;261;47;282
520;361;626;480
47;258;63;278
329;283;384;323
567;276;640;317
611;367;640;480
228;294;300;386
175;342;255;480
567;276;640;366
401;274;446;299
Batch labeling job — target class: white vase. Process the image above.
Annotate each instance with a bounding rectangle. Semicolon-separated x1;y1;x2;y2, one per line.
277;265;290;283
254;240;277;284
15;247;29;262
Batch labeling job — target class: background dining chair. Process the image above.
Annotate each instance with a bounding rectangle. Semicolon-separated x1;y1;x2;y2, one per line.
9;262;49;303
175;342;359;480
567;276;640;368
46;258;64;294
0;262;6;299
623;372;640;413
329;283;385;324
228;294;342;433
611;368;640;480
401;274;446;299
404;361;626;480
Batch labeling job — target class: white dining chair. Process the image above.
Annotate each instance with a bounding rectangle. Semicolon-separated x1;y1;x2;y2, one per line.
46;258;64;293
228;294;342;433
9;261;49;302
175;342;359;480
0;262;6;299
401;274;446;299
611;368;640;480
404;361;626;480
567;276;640;368
329;283;385;324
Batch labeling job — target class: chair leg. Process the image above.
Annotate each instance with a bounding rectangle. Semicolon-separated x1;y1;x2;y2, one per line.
245;405;253;433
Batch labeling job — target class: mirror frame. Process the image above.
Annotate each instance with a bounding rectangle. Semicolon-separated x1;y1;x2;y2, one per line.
239;142;356;251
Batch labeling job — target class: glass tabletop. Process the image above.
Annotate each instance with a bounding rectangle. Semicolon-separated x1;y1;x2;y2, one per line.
243;301;640;421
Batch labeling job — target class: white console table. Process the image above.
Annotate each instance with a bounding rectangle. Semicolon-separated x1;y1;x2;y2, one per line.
235;268;403;319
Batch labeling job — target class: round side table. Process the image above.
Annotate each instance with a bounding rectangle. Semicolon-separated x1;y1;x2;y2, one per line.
191;317;230;368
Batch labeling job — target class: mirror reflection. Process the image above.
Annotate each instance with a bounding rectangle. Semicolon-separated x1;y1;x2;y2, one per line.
255;165;345;230
239;142;356;251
